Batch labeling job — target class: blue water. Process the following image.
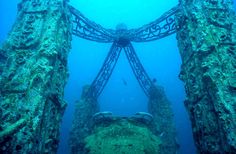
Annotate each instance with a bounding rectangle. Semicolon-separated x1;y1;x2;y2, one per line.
59;0;195;153
3;0;235;154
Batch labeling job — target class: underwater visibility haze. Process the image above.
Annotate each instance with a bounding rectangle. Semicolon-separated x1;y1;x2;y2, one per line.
60;0;196;153
2;0;236;153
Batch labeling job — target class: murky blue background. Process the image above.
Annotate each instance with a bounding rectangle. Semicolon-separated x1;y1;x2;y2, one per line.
1;0;235;154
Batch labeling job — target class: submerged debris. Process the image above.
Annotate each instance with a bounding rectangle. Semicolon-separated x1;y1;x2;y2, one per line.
0;0;71;153
175;0;236;153
70;85;178;154
130;112;154;124
85;118;161;154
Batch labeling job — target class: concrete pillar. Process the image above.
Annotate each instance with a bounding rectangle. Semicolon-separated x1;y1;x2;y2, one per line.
0;0;71;153
175;0;236;152
148;86;178;154
69;86;99;154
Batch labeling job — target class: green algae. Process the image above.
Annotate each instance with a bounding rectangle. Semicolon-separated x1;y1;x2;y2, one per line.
0;0;71;153
175;0;236;152
84;119;161;154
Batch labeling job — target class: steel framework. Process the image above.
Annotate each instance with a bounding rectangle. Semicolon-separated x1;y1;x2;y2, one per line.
69;5;179;99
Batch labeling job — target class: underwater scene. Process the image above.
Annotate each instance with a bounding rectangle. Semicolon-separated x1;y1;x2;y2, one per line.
0;0;236;154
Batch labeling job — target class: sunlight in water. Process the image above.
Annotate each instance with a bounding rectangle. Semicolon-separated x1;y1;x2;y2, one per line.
70;0;178;29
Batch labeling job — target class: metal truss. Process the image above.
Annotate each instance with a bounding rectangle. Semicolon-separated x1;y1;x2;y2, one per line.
86;41;155;99
86;42;122;99
124;43;154;97
70;5;115;43
129;6;179;42
69;5;179;99
69;5;179;43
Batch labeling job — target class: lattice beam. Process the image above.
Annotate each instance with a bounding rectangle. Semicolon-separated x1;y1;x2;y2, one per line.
69;5;179;43
124;43;155;97
86;42;122;99
70;5;115;43
129;6;179;42
69;5;179;99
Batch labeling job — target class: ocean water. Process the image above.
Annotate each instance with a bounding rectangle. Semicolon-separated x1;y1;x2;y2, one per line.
59;0;196;153
2;0;235;154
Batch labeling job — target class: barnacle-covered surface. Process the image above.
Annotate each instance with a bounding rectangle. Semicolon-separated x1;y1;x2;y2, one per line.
176;0;236;153
84;118;161;154
148;86;179;154
69;86;100;154
0;0;71;153
70;85;177;154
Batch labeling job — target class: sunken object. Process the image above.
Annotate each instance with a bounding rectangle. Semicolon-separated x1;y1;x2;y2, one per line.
3;0;236;153
175;0;236;153
69;4;179;153
84;116;161;154
0;0;71;153
69;86;99;154
69;85;178;154
1;0;178;152
148;86;179;154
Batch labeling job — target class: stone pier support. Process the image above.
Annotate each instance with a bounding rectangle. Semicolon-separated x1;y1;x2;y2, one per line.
148;86;178;154
69;86;99;154
0;0;71;153
175;0;236;153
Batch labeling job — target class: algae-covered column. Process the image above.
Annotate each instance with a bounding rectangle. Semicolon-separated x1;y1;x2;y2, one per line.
69;86;99;154
175;0;236;153
0;0;71;153
148;86;178;154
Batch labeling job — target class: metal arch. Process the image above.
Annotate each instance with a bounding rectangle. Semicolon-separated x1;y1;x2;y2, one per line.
85;42;122;99
69;4;179;99
128;5;179;42
124;43;155;97
69;5;179;43
85;41;156;99
69;5;115;43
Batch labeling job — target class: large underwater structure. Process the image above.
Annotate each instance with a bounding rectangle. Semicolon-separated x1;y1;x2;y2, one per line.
0;0;236;153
